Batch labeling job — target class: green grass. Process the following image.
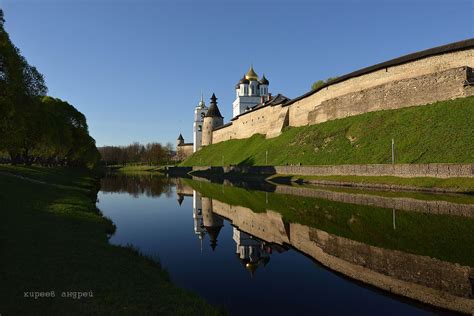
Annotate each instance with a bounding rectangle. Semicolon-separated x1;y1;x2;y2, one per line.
183;178;474;267
269;175;474;193
0;165;223;315
112;165;165;173
182;97;474;166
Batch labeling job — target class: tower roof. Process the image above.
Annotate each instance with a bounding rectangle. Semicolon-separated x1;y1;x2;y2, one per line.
236;75;249;89
177;194;184;206
239;75;250;85
197;93;206;108
205;225;223;251
205;93;223;118
177;133;184;141
245;65;258;81
259;74;269;85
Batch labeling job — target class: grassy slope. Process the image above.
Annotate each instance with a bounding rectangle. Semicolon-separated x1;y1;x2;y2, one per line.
184;179;474;267
182;97;474;166
0;166;222;315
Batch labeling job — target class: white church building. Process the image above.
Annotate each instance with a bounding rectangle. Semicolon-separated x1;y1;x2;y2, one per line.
232;65;271;118
188;66;271;153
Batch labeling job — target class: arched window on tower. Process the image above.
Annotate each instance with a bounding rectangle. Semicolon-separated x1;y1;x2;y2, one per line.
198;125;202;132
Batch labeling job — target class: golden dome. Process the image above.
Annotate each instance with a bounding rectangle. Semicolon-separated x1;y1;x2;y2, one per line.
245;65;258;81
245;262;258;274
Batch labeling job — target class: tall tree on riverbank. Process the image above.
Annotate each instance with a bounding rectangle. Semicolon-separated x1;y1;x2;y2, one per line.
0;9;99;168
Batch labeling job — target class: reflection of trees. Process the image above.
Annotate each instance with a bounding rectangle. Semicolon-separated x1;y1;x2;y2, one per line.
100;173;174;198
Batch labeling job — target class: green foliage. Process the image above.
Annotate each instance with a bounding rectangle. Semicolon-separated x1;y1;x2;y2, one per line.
99;142;174;166
0;10;99;168
311;76;337;90
113;165;165;173
182;97;474;166
0;166;223;315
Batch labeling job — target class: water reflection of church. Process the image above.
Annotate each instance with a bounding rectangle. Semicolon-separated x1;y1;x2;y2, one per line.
178;188;285;276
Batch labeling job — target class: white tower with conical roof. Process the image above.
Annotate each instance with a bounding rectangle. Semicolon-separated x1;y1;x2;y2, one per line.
193;94;208;152
232;66;270;118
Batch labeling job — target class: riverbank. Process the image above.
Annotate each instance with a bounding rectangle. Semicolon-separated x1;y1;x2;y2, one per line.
268;174;474;194
180;164;474;194
106;165;165;173
0;165;222;315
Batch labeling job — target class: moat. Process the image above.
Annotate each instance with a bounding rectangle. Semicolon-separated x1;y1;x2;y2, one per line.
98;173;474;315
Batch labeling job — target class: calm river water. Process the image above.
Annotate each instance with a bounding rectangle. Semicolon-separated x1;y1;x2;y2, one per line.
97;173;474;315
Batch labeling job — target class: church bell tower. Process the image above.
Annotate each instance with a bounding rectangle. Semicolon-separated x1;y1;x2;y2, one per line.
193;94;208;152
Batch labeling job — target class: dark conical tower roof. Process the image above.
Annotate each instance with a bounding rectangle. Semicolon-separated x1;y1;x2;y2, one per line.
205;93;223;118
177;133;184;141
205;225;223;251
177;194;184;206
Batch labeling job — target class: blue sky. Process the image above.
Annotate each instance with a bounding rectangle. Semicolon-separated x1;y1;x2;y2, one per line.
2;0;473;146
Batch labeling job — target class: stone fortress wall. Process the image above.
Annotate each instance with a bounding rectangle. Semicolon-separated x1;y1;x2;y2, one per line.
210;40;474;145
176;143;193;160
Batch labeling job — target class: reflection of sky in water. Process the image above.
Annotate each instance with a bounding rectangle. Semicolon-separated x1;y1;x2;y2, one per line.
98;185;437;316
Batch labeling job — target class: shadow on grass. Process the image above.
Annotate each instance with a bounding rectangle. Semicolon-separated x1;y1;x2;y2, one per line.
237;157;255;166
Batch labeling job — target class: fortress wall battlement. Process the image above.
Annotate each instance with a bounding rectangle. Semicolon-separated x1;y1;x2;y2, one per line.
176;143;193;160
307;66;471;125
289;49;473;126
212;104;285;143
209;43;473;146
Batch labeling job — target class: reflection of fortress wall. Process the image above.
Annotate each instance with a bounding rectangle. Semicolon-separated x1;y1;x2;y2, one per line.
211;200;290;245
206;194;473;314
273;185;474;218
201;197;215;227
289;223;474;314
175;181;194;196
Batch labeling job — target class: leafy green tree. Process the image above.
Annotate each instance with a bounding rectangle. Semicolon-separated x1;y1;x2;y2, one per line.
0;9;99;168
311;77;338;91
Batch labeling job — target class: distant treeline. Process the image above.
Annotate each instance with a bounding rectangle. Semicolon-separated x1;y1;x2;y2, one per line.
98;142;174;166
0;10;100;168
100;173;173;197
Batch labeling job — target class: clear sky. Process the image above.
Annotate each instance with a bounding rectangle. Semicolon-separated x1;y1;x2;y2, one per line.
2;0;473;147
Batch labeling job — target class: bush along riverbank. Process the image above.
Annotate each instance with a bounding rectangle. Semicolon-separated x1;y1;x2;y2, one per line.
0;165;223;315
